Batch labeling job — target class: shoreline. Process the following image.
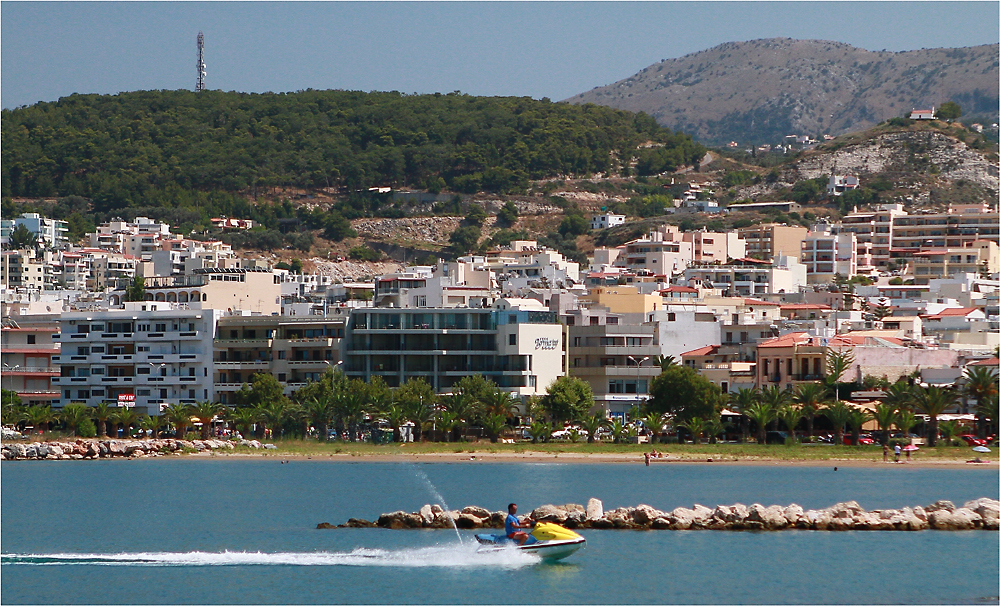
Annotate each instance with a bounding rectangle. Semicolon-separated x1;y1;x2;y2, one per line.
201;450;997;468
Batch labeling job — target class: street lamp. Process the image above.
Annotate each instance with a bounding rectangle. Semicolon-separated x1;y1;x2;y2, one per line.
627;356;650;367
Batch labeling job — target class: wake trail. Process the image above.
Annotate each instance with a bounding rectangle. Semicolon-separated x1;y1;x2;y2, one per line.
1;545;538;569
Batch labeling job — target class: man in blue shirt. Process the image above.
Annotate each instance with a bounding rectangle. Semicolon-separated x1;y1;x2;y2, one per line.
505;503;534;545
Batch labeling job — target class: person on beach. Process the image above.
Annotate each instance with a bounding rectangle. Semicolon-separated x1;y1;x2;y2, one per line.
644;452;650;466
905;447;911;462
505;503;535;545
894;443;901;463
883;444;889;462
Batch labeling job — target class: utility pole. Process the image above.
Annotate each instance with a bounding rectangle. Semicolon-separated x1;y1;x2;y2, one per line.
196;31;206;92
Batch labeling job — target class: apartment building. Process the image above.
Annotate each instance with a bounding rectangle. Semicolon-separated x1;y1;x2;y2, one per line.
889;203;999;268
680;345;756;394
736;223;808;261
109;268;282;315
1;249;51;291
1;314;61;406
620;230;692;275
51;302;220;413
683;256;807;297
87;217;172;254
343;299;563;398
0;213;69;249
801;225;858;283
682;229;746;263
911;240;999;284
590;213;625;230
839;203;907;268
213;314;348;403
568;320;660;417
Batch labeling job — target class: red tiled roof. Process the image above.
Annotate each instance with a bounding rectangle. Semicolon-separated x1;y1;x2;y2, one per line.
743;298;781;306
969;357;999;366
660;286;698;293
681;345;719;357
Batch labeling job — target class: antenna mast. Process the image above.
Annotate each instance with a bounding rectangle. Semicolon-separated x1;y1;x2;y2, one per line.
196;31;206;92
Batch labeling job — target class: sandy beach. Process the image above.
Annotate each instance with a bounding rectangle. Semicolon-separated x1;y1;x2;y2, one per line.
202;449;998;468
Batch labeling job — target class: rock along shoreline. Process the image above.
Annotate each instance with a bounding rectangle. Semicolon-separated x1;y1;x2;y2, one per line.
1;438;274;460
321;497;1000;531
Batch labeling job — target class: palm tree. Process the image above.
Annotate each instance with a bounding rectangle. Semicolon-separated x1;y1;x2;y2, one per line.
2;401;26;429
300;397;334;442
59;403;90;436
255;400;287;440
336;381;369;442
759;386;790;432
680;416;706;444
912;385;956;447
654;355;677;370
729;388;758;443
112;407;140;439
792;383;827;439
91;402;114;437
963;366;998;438
435;410;459;442
528;420;552;444
140;414;165;439
825;348;856;402
225;406;255;438
607;418;628;444
744;401;776;445
480;413;507;444
978;394;998;437
872;402;898;446
579;412;607;444
882;382;913;413
642;412;671;444
443;391;482;442
895;410;918;444
822;401;853;445
778;403;804;443
382;404;409;443
937;420;960;446
161;403;193;439
24;404;57;434
481;387;519;418
846;407;873;446
192;401;223;440
704;416;727;444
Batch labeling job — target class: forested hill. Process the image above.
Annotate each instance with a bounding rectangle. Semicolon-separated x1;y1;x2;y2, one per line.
1;89;704;210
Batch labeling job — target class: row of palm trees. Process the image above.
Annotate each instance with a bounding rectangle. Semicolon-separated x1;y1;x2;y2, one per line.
684;365;998;446
2;400;229;440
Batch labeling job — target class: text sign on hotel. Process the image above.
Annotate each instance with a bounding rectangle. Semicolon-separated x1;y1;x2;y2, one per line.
117;393;135;408
535;337;559;350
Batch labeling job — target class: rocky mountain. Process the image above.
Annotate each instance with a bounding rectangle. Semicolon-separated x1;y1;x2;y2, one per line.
567;38;999;146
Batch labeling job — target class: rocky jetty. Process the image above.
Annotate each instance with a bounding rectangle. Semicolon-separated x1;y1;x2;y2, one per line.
1;438;272;460
322;497;999;531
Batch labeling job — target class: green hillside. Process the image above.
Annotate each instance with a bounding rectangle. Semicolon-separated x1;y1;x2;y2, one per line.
1;89;704;214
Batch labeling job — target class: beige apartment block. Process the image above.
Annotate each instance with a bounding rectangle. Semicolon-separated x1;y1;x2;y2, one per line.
737;223;808;261
911;240;999;284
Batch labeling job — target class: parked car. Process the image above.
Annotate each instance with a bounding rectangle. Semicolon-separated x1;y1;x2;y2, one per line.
842;434;875;445
959;435;988;447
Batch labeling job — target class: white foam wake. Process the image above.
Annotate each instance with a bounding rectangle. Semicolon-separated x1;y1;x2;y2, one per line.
2;545;538;569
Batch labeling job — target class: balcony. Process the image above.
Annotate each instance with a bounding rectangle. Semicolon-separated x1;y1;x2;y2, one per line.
215;338;272;348
287;360;332;367
214;360;270;368
3;366;59;375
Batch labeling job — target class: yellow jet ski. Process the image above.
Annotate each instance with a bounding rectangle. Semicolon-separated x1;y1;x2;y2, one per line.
474;522;586;561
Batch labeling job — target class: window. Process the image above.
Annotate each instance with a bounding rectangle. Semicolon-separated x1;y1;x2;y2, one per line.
27;335;35;344
137;367;150;375
91;367;104;375
92;346;105;353
721;382;729;393
188;368;195;376
529;376;536;387
668;313;676;321
606;316;619;325
137;324;150;332
278;351;286;359
726;332;733;343
189;390;196;399
159;389;168;399
509;334;517;346
589;317;599;326
740;332;748;342
277;373;287;382
155;324;166;332
137;389;151;396
77;347;89;355
92;389;105;397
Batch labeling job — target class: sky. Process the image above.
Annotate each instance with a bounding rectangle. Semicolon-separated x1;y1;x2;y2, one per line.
2;2;998;109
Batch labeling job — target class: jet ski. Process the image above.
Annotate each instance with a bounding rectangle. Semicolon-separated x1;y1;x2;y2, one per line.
474;522;586;561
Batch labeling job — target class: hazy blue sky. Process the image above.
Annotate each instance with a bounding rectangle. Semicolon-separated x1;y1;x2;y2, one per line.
2;2;998;109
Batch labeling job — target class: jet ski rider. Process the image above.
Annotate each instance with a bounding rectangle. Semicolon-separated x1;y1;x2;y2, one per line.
506;503;536;545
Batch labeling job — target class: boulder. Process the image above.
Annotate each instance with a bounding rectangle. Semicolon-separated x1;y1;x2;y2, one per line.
71;454;84;460
531;504;569;524
925;500;956;513
346;518;376;528
564;510;587;528
963;498;1000;525
590;518;615;529
430;504;443;515
48;445;64;457
586;498;604;521
561;503;585;514
490;511;506;528
461;506;492;520
783;504;804;526
670;508;697;530
25;444;38;459
691;504;714;525
263;444;278;450
377;511;410;529
317;522;336;529
36;444;49;458
632;504;666;526
929;508;979;530
828;501;865;519
419;504;434;525
86;443;99;457
650;517;671;530
132;449;145;458
455;513;482;529
12;443;27;458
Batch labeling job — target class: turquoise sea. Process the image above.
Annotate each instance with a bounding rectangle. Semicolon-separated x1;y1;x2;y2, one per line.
1;459;997;604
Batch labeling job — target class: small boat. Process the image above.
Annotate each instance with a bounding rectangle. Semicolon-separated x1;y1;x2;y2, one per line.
474;522;586;561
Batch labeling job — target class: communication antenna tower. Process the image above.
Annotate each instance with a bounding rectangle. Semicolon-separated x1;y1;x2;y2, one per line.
196;31;206;92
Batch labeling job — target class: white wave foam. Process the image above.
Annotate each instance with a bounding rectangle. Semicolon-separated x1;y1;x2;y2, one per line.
2;545;538;569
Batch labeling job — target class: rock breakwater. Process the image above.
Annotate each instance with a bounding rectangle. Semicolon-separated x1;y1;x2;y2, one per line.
323;497;999;531
1;438;273;460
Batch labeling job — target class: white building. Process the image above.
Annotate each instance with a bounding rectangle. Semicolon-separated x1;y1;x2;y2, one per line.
1;213;69;249
683;256;807;297
51;302;221;414
590;213;626;230
801;224;858;283
827;174;860;197
910;107;936;120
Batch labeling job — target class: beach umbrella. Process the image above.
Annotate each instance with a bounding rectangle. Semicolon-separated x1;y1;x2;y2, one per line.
902;445;920;451
972;446;991;453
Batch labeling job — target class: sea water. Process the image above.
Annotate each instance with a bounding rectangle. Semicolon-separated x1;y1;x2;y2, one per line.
2;459;997;604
